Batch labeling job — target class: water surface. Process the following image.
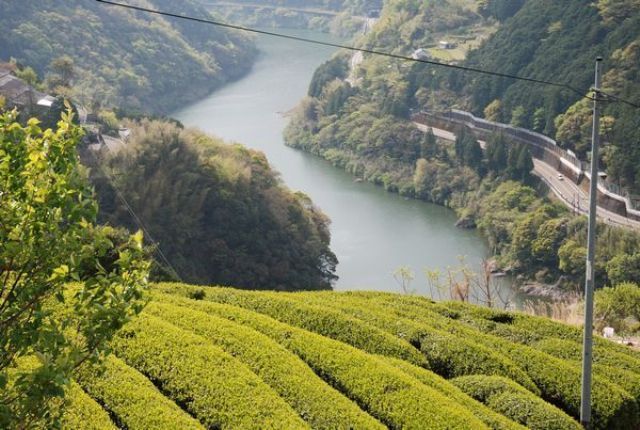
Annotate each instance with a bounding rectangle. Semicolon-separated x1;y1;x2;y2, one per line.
174;30;506;296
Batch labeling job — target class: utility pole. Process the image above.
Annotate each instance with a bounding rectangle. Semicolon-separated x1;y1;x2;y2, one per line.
580;57;602;429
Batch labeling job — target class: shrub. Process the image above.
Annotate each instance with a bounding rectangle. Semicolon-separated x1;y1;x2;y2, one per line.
439;300;640;361
76;355;204;430
112;314;307;429
154;284;426;366
383;357;526;430
60;383;116;430
451;375;581;430
288;291;538;392
144;301;384;429
352;294;640;430
152;292;490;429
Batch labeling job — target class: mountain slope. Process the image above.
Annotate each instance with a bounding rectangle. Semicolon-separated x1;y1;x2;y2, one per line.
88;119;337;290
0;0;257;114
60;284;640;430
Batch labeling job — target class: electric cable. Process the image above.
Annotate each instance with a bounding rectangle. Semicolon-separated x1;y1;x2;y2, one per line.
95;0;640;108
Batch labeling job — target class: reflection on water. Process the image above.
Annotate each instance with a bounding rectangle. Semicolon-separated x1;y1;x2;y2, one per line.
173;29;521;302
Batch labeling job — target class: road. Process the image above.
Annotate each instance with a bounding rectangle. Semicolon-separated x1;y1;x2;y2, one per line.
414;123;640;230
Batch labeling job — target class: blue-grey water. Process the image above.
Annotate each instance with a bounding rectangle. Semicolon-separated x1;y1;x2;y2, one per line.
173;29;516;299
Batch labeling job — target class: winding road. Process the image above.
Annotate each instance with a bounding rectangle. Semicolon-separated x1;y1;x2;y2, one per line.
414;123;640;230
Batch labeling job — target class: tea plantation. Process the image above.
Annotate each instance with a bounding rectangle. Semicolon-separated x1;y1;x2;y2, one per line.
61;284;640;430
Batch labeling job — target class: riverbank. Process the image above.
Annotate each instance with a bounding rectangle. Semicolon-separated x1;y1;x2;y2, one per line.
172;29;500;296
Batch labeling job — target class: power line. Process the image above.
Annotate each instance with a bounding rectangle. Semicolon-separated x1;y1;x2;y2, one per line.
96;0;640;108
89;144;183;282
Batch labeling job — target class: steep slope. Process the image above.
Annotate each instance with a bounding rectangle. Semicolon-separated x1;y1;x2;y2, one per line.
60;284;640;430
88;119;337;290
452;0;640;188
0;0;256;114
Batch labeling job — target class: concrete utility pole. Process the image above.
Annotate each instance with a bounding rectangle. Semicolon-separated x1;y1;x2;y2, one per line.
580;57;603;429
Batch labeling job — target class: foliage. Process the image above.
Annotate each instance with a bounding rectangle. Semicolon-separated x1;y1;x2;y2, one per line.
150;288;490;429
451;375;581;430
0;0;256;114
0;110;148;429
166;285;426;364
384;357;526;430
76;355;204;430
60;383;116;430
113;313;307;429
90;119;337;290
594;283;640;334
144;299;385;429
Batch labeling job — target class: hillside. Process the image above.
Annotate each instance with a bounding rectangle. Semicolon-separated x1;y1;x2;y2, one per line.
455;0;640;189
283;0;640;288
0;0;256;114
86;119;337;289
58;284;640;429
199;0;383;35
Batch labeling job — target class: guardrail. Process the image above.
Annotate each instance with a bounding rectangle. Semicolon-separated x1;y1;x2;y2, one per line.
417;109;640;219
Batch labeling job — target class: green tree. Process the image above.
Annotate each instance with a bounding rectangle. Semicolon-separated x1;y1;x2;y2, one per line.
421;127;437;159
606;252;640;286
0;110;149;429
595;282;640;335
510;105;526;128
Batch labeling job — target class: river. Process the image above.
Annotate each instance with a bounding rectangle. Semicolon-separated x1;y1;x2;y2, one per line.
173;29;516;299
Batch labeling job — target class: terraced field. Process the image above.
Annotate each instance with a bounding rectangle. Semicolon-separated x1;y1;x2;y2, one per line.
62;284;640;430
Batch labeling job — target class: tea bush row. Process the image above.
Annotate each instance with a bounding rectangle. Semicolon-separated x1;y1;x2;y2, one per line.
144;301;384;429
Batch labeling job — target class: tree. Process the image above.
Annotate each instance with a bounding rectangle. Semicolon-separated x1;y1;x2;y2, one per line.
0;109;149;428
421;127;437;159
606;252;640;286
510;105;526;127
595;283;640;335
483;99;503;122
47;56;75;92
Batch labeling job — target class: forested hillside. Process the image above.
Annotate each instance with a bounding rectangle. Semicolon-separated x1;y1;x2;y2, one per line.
453;0;640;190
284;0;640;288
87;120;337;290
0;0;256;114
57;284;640;430
200;0;382;35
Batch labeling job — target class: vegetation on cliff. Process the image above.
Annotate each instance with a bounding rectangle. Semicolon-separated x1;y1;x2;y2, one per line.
88;119;337;290
0;0;256;114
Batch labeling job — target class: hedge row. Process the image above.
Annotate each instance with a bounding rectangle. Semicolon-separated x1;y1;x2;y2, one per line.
438;301;640;362
366;297;639;430
76;355;204;430
286;290;538;393
382;357;526;430
534;339;640;407
451;375;581;430
144;301;385;429
153;284;425;366
61;383;116;430
533;338;640;376
152;292;491;430
112;313;307;429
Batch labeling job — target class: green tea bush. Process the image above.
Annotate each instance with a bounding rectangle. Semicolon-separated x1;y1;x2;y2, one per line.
354;295;640;430
112;313;307;430
144;301;384;429
152;292;489;429
61;383;116;430
440;301;640;361
533;338;640;375
451;375;581;430
383;357;526;430
76;355;204;430
155;284;425;366
292;291;538;392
